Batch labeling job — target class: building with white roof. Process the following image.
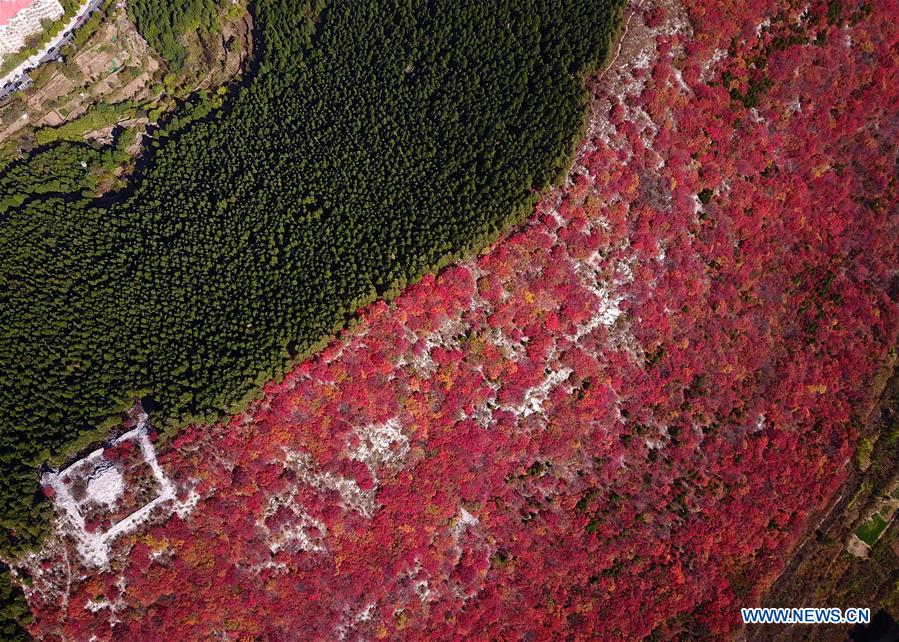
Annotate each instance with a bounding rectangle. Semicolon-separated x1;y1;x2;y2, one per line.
0;0;64;65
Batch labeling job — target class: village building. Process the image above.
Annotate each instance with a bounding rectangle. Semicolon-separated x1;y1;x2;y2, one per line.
0;0;64;65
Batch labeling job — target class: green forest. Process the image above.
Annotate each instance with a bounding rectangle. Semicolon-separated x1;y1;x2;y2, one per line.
128;0;230;70
0;2;623;630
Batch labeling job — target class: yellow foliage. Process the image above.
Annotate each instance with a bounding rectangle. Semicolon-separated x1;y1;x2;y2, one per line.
811;163;830;177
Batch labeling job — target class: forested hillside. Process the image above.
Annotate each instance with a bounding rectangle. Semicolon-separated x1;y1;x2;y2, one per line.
128;0;229;69
12;0;898;637
0;0;624;563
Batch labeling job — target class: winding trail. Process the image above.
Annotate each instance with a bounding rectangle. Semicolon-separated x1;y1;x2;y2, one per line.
598;0;647;83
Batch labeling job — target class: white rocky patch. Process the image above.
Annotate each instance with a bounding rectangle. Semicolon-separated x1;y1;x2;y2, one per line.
85;598;110;613
335;602;375;641
569;252;635;349
456;507;479;533
414;579;433;602
701;48;728;81
400;316;472;376
268;509;327;554
752;413;766;433
84;463;123;509
346;418;410;475
504;367;574;418
672;67;691;93
283;449;377;517
487;326;528;362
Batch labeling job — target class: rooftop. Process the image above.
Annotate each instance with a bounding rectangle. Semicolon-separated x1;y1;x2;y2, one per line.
0;0;34;27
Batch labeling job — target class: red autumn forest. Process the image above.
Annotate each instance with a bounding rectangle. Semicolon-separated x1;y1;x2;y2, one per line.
15;0;899;639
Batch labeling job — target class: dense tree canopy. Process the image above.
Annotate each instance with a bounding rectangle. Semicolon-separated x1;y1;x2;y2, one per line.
0;0;624;561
